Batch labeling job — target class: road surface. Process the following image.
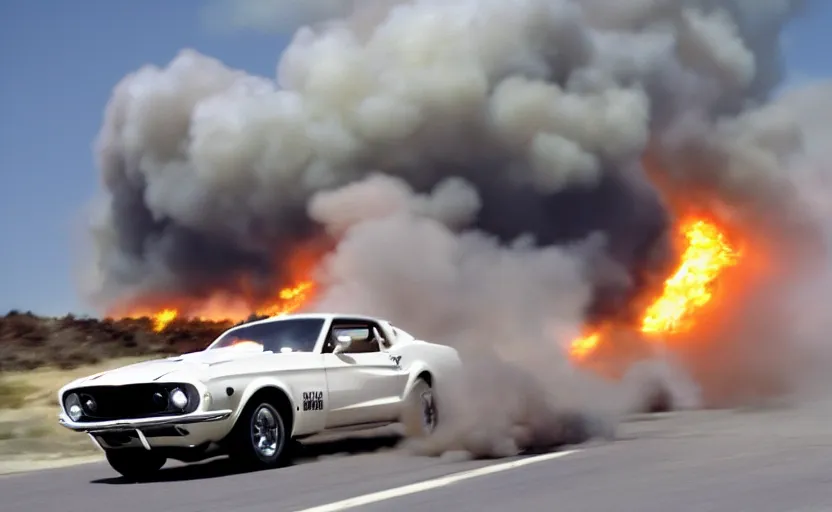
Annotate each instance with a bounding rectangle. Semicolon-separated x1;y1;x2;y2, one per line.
2;402;831;512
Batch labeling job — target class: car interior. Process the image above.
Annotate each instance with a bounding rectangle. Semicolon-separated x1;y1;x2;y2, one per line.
323;319;389;354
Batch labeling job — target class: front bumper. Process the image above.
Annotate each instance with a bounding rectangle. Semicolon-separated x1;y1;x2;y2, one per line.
58;409;233;433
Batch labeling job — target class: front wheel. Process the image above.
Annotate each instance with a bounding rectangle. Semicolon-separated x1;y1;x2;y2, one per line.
402;378;438;438
105;449;166;481
228;401;290;470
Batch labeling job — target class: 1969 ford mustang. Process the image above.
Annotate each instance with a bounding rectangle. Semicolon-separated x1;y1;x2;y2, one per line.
57;313;461;480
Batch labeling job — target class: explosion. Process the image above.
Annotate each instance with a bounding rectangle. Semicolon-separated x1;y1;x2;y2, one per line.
80;0;832;456
130;211;747;384
569;216;744;363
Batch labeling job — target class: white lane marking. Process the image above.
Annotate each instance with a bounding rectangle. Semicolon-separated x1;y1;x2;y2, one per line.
293;449;579;512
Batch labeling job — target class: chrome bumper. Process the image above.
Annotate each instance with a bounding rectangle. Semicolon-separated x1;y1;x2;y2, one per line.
58;409;233;433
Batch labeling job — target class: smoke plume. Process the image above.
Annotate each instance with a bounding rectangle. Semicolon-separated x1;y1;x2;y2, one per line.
82;0;832;456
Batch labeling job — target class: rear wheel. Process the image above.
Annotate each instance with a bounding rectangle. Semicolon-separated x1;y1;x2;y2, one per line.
105;449;166;481
228;400;290;470
402;378;438;438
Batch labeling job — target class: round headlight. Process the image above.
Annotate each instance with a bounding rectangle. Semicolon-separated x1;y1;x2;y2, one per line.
65;393;83;421
170;388;188;410
69;404;83;421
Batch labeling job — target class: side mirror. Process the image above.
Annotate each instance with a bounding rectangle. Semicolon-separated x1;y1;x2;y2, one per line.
333;335;352;354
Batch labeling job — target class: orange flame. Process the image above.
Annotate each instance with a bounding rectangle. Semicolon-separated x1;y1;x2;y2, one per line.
640;219;740;335
151;308;178;333
255;281;315;318
569;217;742;360
140;279;316;331
569;332;601;360
116;240;326;331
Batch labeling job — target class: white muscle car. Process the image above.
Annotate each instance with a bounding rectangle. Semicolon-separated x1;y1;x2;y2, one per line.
57;313;461;480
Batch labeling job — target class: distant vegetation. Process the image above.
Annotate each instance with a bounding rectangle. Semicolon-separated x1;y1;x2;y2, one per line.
0;311;245;372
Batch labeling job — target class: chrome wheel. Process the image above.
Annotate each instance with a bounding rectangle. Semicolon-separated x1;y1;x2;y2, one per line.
229;398;291;469
420;390;437;433
251;405;280;458
401;378;437;439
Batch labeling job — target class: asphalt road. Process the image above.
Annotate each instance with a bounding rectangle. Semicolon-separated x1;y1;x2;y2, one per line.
2;402;832;512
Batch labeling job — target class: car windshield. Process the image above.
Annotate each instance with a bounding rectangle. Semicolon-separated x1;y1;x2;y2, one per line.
209;318;325;353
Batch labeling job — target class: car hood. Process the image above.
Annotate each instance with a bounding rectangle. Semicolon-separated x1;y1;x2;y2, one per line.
71;346;267;386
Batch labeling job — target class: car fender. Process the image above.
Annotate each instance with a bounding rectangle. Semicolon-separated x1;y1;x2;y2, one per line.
402;361;434;398
230;376;298;433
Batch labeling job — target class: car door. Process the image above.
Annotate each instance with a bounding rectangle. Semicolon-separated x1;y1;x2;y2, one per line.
321;318;409;428
207;317;331;434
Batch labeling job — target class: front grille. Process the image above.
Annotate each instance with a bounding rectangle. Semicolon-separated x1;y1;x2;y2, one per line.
63;383;200;422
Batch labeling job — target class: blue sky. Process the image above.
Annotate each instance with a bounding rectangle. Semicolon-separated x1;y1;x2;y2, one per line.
0;1;830;317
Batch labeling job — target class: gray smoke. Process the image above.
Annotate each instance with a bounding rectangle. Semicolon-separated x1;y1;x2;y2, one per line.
82;0;832;456
307;173;700;456
644;80;832;408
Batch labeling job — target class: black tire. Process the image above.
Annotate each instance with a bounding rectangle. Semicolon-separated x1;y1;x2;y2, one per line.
401;378;438;438
105;449;166;481
227;400;290;470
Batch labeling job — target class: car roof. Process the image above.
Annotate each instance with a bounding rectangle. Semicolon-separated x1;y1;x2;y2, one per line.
232;312;390;330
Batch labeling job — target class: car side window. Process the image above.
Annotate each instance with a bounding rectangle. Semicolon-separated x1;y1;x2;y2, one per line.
325;320;386;354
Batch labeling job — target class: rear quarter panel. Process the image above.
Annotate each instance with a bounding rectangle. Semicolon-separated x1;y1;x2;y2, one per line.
389;341;462;398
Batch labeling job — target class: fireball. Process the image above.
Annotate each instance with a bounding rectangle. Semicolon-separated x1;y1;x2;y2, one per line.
569;216;743;361
640;219;741;336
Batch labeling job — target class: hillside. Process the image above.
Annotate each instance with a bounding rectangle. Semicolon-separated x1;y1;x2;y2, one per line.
0;311;242;372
